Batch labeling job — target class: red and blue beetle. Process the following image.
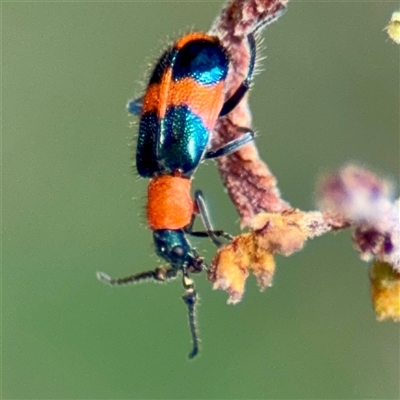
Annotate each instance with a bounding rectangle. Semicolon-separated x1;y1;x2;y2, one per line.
97;13;282;358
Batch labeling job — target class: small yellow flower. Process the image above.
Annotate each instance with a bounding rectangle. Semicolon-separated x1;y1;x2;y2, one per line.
385;11;400;45
370;261;400;322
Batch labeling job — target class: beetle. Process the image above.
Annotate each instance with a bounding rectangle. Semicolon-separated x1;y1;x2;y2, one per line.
98;24;269;358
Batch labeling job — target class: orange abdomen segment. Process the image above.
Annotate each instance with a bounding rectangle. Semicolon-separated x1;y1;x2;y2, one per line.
147;175;194;230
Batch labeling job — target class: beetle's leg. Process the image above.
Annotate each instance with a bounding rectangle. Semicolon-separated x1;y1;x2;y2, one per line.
187;190;233;247
219;34;256;117
185;213;232;242
204;127;254;159
253;6;287;33
219;6;286;117
96;266;178;286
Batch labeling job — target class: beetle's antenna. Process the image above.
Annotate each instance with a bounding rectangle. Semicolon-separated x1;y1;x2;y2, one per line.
97;267;178;286
182;270;200;359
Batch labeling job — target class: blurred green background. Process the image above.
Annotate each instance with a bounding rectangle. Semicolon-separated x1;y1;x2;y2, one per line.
3;1;399;399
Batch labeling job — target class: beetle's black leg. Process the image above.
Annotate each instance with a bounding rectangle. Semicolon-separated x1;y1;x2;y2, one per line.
219;6;286;117
192;190;233;247
96;266;178;286
204;127;254;159
219;34;256;117
181;268;200;359
253;6;287;33
185;229;232;240
185;212;233;242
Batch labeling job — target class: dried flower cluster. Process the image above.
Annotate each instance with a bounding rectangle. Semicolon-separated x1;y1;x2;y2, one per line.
318;166;400;273
207;0;400;321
